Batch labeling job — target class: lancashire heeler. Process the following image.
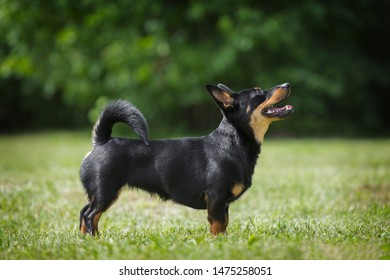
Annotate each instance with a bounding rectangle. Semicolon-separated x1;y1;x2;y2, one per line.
79;83;293;235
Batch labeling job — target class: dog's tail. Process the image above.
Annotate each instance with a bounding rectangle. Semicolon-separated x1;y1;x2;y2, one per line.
92;100;149;146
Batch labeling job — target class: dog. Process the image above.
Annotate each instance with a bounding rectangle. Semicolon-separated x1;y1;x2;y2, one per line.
79;82;293;236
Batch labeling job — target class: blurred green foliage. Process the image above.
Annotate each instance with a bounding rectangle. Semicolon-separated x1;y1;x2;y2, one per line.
0;0;389;136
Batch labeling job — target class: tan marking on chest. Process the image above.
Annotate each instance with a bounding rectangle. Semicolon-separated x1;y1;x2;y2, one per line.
231;183;245;197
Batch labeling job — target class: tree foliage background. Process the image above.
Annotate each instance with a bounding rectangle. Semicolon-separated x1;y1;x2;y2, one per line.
0;0;389;136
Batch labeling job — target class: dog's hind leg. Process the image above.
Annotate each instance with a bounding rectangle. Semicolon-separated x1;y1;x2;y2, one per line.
86;208;103;236
79;202;92;234
84;189;120;236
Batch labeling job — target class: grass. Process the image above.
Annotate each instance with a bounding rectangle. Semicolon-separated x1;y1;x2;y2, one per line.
0;131;389;259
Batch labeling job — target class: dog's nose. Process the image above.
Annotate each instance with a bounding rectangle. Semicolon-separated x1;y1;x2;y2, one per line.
280;82;290;89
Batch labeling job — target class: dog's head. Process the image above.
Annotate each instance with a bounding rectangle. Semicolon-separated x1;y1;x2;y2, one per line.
206;83;294;144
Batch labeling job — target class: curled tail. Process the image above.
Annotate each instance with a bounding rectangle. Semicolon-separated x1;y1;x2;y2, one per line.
92;100;149;146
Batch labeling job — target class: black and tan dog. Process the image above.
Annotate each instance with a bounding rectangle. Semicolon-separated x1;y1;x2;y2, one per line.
79;82;293;235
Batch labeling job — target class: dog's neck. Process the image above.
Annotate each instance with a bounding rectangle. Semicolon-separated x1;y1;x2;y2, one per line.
213;117;260;149
209;116;261;186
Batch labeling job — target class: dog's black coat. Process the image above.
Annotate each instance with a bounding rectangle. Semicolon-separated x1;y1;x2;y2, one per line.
80;83;293;235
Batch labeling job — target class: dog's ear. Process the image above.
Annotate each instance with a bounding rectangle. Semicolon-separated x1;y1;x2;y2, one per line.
217;83;235;95
205;84;235;110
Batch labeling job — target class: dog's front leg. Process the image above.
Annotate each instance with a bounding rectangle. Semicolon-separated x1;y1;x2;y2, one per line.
206;195;229;235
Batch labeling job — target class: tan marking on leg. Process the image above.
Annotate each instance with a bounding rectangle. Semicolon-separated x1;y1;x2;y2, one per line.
210;221;226;235
92;212;102;235
80;218;87;234
231;183;245;197
209;213;229;236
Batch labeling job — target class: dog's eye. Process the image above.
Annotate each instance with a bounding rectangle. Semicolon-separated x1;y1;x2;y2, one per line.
254;89;263;97
254;88;262;95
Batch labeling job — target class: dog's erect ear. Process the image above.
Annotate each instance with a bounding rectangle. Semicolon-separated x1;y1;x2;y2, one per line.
217;83;235;95
205;84;235;109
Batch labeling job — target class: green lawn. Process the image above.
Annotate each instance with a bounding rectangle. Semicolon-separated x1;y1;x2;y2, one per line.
0;132;389;259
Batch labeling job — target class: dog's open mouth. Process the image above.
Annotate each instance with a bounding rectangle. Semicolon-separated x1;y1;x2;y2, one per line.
262;85;294;118
263;104;294;118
